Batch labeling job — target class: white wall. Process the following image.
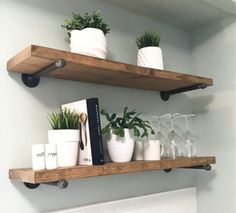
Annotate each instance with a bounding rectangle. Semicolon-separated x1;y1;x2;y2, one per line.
0;0;195;212
190;17;236;213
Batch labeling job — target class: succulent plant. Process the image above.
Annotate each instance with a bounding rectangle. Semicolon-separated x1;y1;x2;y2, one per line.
136;31;161;49
62;10;110;36
48;108;79;129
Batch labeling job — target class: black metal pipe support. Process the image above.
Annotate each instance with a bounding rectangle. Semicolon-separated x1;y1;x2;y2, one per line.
21;59;66;88
160;83;208;101
24;180;69;189
44;180;69;189
180;164;211;171
164;164;212;173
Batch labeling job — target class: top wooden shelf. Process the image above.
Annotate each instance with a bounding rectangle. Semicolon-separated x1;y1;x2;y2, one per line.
7;45;213;97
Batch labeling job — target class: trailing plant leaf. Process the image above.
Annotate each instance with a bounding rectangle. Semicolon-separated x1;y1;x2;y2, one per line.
62;10;110;36
101;107;155;138
136;31;161;49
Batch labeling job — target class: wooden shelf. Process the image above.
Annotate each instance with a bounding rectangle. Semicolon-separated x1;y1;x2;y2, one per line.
9;157;215;184
7;45;213;93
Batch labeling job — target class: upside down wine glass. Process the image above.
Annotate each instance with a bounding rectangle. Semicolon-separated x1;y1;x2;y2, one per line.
182;114;196;157
165;113;183;159
152;116;168;158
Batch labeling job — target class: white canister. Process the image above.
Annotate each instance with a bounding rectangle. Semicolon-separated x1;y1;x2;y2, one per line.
133;140;144;160
32;144;45;170
45;144;58;170
144;140;164;161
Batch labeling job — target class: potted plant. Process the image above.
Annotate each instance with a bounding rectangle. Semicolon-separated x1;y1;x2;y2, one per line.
136;31;164;69
101;107;155;162
62;10;110;59
48;108;80;167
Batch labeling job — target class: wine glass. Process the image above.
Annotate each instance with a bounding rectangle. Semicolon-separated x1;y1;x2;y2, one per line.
152;115;168;158
164;113;183;159
182;114;196;157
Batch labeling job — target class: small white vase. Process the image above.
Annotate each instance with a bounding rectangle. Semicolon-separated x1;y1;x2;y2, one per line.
70;28;107;59
137;46;164;69
107;129;134;163
48;129;79;167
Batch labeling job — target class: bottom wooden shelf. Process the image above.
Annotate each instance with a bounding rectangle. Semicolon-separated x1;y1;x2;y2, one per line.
9;156;215;185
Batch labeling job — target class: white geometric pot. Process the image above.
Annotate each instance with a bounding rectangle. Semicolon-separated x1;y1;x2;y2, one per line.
107;129;134;163
137;46;164;69
70;28;107;59
48;129;79;167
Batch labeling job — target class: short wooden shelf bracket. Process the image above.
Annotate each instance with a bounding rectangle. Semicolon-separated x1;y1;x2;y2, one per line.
160;83;208;101
24;180;69;189
164;164;212;173
21;59;66;88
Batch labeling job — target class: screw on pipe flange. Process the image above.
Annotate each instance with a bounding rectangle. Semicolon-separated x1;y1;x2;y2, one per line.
24;182;40;189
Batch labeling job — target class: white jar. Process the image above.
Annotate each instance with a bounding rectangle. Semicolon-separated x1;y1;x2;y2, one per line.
32;144;45;170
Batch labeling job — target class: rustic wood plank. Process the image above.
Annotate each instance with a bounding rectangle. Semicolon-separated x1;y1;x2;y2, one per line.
9;157;216;184
7;45;213;92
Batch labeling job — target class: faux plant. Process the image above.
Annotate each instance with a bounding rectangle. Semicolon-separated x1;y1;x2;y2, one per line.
136;31;161;49
48;108;79;129
101;107;155;138
61;10;110;36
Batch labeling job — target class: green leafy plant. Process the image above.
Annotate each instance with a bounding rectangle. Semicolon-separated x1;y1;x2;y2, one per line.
48;108;79;130
136;31;161;49
62;10;110;36
101;107;155;138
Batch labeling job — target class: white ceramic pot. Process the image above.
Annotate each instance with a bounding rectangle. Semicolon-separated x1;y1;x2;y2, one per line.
48;129;79;167
70;28;107;59
107;129;134;162
137;46;164;69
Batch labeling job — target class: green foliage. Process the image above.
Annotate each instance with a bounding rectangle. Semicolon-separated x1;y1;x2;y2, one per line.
136;31;161;49
48;108;79;130
101;107;155;138
61;10;110;36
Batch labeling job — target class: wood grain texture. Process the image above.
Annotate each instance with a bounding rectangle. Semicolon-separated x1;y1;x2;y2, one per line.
9;157;216;184
7;45;213;92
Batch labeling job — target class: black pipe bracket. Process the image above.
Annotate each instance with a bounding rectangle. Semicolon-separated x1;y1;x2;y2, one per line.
21;59;66;88
160;83;208;101
23;180;69;189
164;164;212;173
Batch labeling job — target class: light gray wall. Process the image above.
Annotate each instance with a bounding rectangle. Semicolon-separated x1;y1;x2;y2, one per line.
190;17;236;213
0;0;195;212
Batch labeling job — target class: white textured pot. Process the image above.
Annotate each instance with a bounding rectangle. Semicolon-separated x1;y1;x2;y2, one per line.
70;28;107;59
107;129;134;163
137;46;164;69
48;130;79;167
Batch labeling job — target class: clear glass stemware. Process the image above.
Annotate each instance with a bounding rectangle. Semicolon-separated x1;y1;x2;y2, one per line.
182;114;196;158
152;115;168;158
164;113;183;159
